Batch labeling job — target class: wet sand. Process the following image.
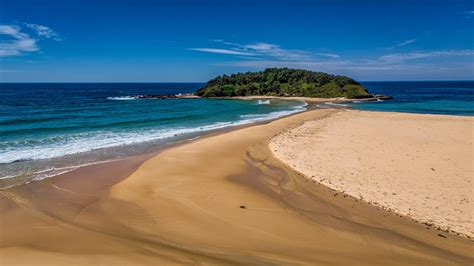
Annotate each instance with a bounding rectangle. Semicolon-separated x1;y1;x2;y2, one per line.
1;109;473;264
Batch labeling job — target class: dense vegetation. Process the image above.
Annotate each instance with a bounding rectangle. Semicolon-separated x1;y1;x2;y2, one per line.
196;68;371;99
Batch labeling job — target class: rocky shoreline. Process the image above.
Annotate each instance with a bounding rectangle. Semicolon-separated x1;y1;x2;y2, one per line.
136;93;199;99
362;94;393;101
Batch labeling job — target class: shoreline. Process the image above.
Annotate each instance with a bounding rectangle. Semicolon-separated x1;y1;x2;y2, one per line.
1;109;472;264
0;121;271;190
270;109;474;239
217;95;379;103
0;99;309;190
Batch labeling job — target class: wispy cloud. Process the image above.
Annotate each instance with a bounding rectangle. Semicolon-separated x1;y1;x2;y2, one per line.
464;10;474;18
0;25;39;57
189;40;340;61
188;48;255;56
243;42;314;60
386;39;416;50
215;48;474;80
315;53;340;58
227;49;474;69
210;39;241;46
25;23;61;41
189;39;474;79
0;23;60;57
379;50;474;62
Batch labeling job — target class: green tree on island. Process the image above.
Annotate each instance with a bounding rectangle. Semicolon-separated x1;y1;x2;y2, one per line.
196;68;371;99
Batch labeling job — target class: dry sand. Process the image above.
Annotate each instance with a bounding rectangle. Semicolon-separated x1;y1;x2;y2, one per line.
1;109;473;265
270;110;474;239
232;95;386;104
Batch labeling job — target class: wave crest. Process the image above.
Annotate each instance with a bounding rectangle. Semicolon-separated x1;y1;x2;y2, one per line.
106;96;138;100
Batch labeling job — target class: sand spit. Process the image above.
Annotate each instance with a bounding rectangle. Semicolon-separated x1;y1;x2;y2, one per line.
233;95;352;103
232;95;388;103
270;110;474;239
1;110;473;265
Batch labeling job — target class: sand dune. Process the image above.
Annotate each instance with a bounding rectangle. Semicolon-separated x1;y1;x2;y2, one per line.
1;109;473;264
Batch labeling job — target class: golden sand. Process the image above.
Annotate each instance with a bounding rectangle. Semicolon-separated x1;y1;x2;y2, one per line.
270;110;474;238
1;109;473;264
233;95;351;103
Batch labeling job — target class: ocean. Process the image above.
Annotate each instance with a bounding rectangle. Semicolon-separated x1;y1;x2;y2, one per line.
0;83;308;188
0;81;472;188
355;81;474;116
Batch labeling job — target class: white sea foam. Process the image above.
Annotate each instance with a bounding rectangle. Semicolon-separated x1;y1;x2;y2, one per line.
324;102;348;107
239;102;306;122
0;159;121;186
106;96;138;100
0;102;307;164
257;99;270;105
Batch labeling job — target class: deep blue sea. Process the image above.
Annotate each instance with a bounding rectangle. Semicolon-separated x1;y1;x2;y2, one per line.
355;81;474;116
0;81;472;188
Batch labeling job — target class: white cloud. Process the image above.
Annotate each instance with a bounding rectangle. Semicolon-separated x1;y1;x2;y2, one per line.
242;42;314;60
188;48;255;56
386;39;416;50
210;39;240;46
189;40;340;61
217;48;474;80
190;39;474;79
379;50;474;62
0;25;39;57
243;42;279;51
0;23;60;57
25;23;61;41
315;53;340;58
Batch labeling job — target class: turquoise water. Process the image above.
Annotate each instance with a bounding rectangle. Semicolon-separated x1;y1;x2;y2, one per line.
1;81;472;188
0;83;306;188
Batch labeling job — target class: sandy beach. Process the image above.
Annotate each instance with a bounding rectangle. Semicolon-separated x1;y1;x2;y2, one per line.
270;110;474;238
232;95;357;103
230;95;391;104
1;109;473;264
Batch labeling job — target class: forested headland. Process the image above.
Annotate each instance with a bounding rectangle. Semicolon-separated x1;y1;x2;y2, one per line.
195;68;372;99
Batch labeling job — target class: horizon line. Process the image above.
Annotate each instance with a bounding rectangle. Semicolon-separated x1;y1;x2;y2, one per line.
1;80;473;84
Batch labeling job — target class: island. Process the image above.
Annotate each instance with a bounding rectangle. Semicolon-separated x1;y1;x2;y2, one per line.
108;69;391;101
195;68;389;100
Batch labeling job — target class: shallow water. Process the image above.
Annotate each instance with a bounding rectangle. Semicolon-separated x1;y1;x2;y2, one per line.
1;81;472;188
0;83;306;188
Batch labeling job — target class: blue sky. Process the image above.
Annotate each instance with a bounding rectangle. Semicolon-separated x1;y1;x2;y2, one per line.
0;0;473;82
